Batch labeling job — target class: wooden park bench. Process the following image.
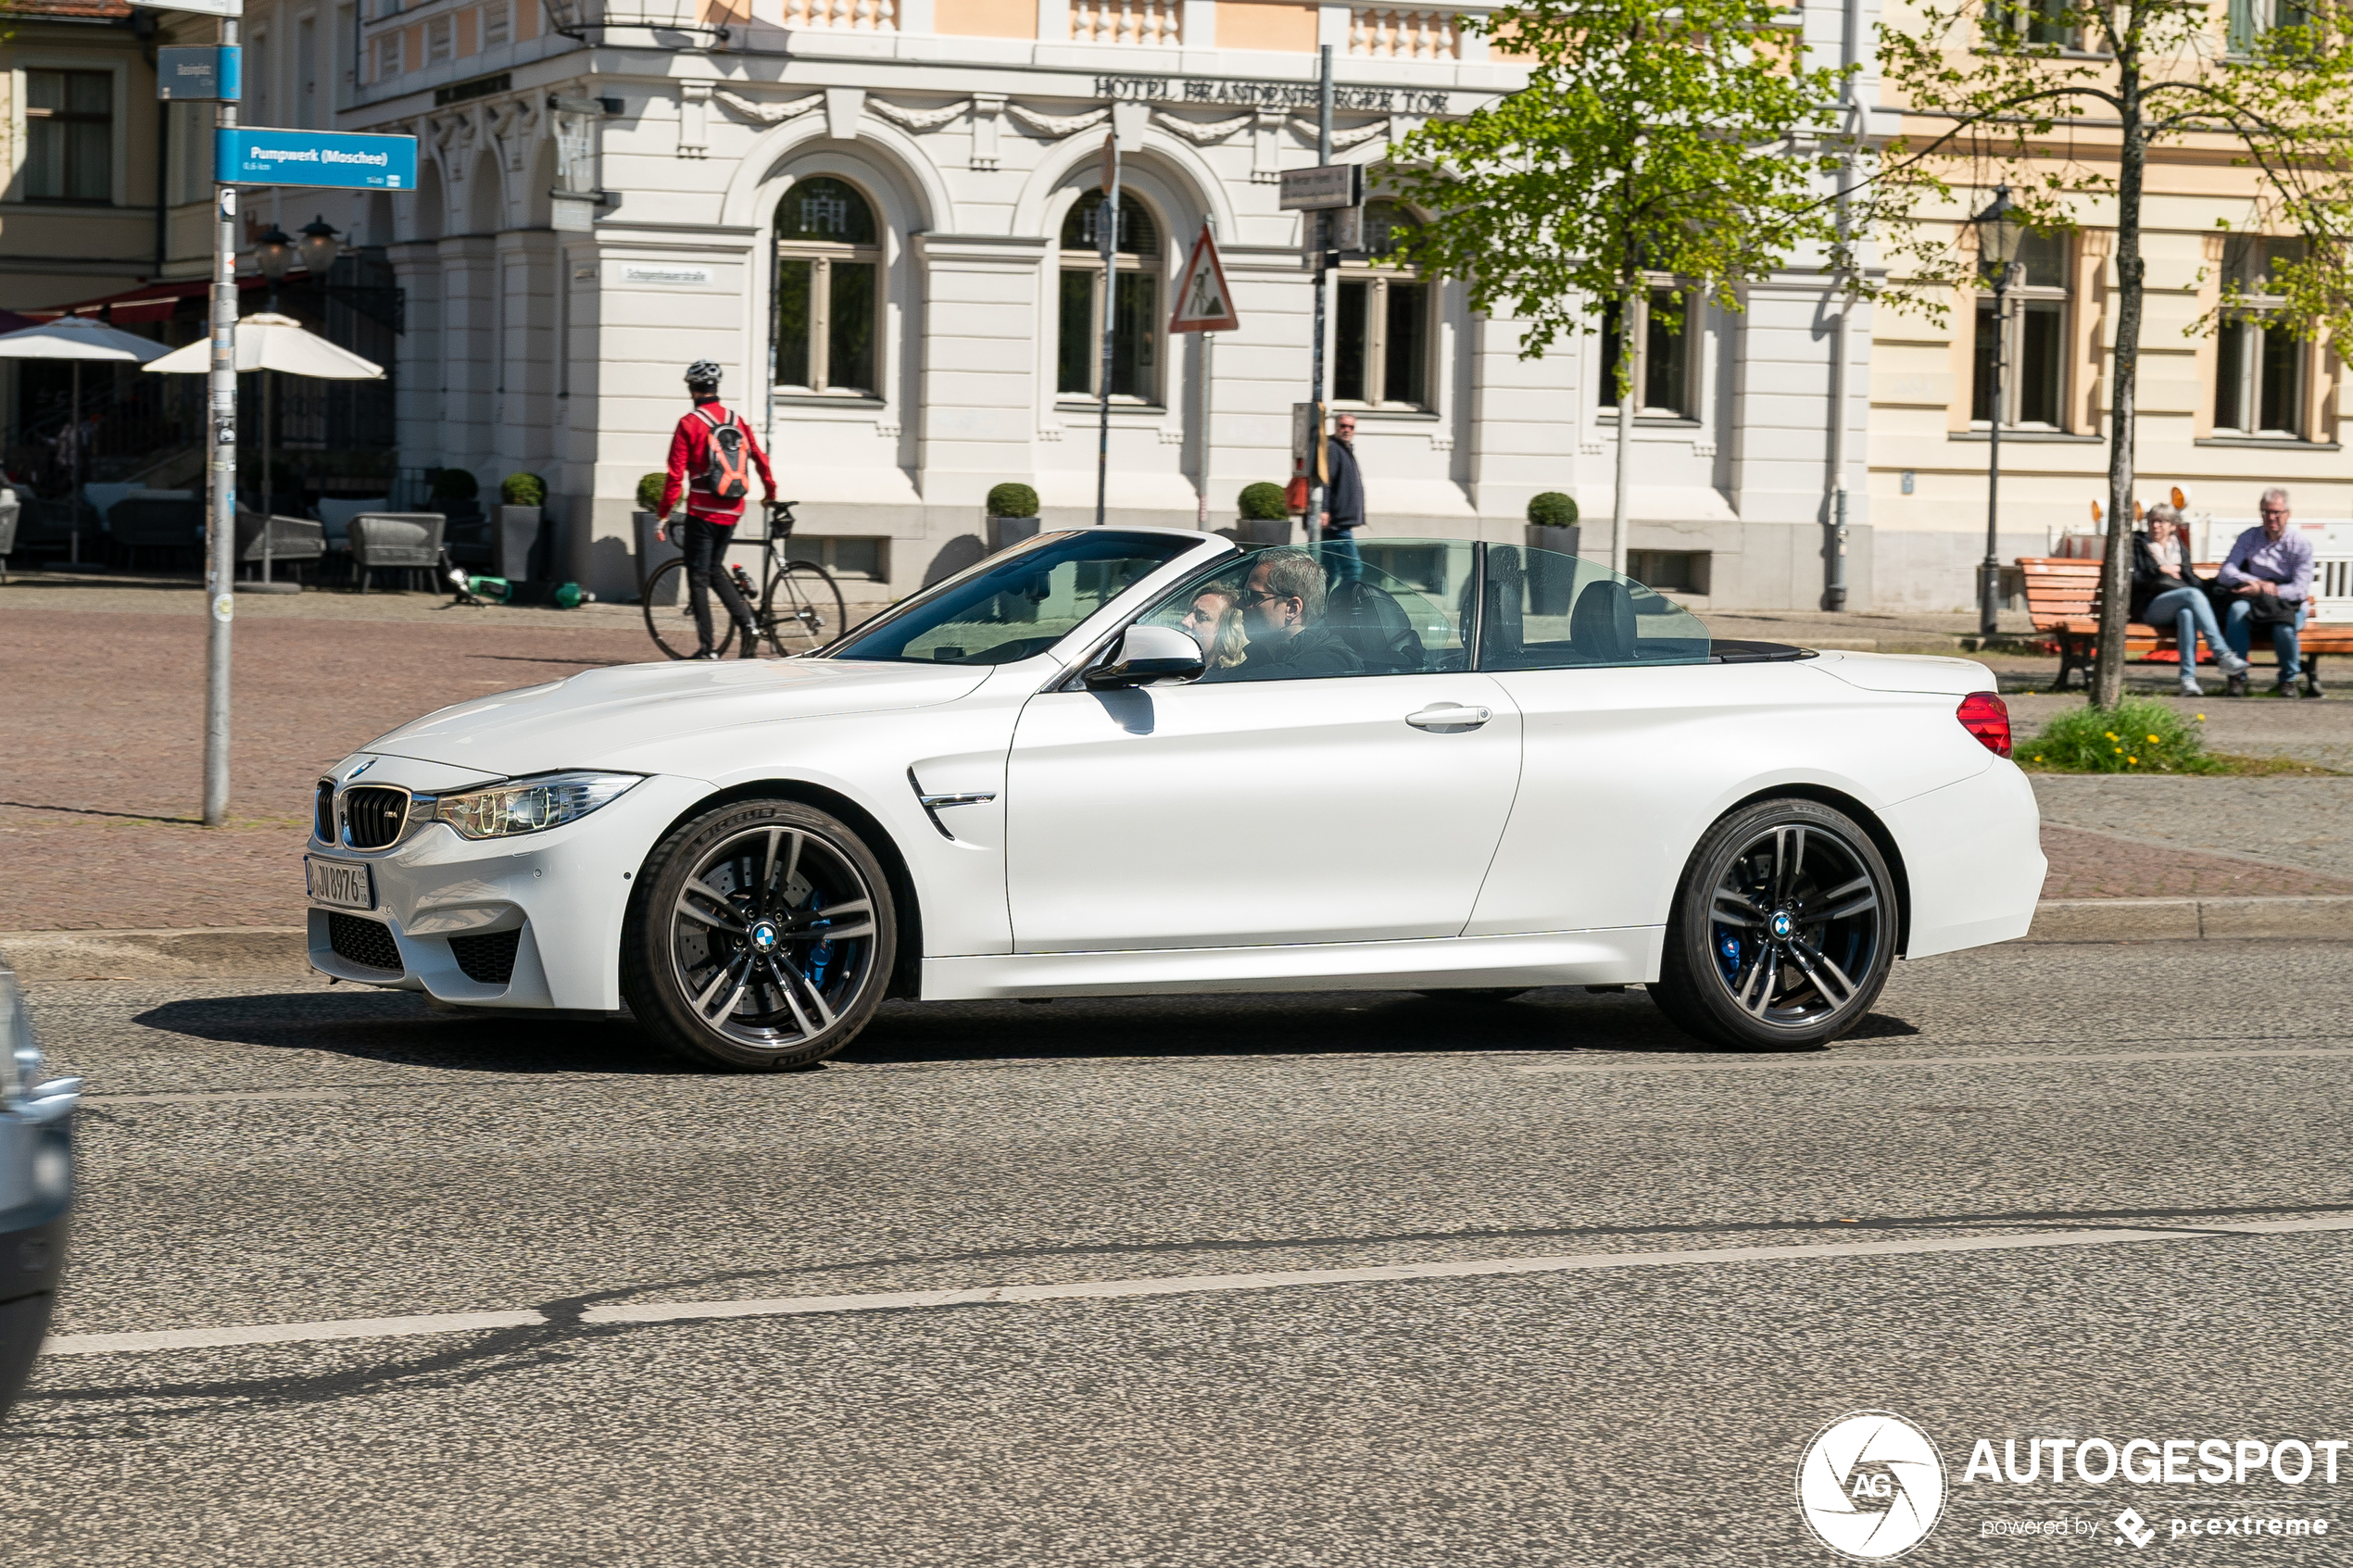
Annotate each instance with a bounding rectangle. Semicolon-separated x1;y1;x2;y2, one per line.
2017;556;2351;692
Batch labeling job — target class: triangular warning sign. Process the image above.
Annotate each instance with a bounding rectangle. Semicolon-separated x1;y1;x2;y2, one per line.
1169;223;1239;333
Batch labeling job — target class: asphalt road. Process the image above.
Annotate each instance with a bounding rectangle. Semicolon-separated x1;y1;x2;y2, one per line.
9;940;2353;1566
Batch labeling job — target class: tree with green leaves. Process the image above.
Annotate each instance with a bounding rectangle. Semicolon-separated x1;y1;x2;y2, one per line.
1880;0;2353;707
1389;0;1858;575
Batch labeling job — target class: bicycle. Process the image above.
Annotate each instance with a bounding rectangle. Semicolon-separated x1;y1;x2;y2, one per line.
641;500;849;660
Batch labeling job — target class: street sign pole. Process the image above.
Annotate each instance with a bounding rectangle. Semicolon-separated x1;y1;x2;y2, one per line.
203;18;239;828
1094;131;1119;528
1306;45;1333;547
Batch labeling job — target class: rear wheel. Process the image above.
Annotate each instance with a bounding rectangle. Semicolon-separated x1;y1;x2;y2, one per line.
762;560;848;656
642;558;736;660
1649;798;1896;1051
622;798;894;1070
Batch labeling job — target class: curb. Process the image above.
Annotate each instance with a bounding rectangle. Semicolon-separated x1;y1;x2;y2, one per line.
2020;897;2353;943
3;901;2350;984
0;928;309;982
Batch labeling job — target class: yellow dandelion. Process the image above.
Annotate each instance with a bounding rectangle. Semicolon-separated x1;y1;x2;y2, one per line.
2147;734;2161;744
2196;713;2207;721
2129;756;2140;764
2106;732;2120;740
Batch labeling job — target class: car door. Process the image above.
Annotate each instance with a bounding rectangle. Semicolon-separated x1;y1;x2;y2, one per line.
1003;541;1523;953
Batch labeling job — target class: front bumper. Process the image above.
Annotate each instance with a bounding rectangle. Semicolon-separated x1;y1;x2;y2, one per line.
306;767;712;1012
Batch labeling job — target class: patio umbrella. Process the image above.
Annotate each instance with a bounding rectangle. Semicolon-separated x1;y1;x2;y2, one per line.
0;317;170;566
146;312;384;583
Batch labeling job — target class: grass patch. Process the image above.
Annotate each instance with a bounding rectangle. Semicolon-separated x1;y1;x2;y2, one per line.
2018;698;2228;774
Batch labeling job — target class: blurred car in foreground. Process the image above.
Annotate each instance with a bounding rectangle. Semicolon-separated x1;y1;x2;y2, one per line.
0;965;78;1421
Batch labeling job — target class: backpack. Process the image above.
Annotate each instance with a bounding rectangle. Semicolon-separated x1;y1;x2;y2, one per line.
694;407;750;502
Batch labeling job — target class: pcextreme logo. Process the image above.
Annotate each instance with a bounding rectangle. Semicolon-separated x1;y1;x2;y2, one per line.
1796;1411;1949;1561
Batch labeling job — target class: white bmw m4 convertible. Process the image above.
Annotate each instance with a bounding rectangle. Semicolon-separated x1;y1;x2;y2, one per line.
305;528;2045;1068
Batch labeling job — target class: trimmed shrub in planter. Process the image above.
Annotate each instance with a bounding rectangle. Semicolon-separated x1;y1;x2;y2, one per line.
635;472;668;514
431;468;480;502
1526;493;1583;614
1238;483;1288;521
501;472;547;508
986;483;1039;519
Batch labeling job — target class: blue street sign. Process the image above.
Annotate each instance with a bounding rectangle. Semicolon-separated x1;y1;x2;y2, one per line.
214;128;419;190
158;46;241;101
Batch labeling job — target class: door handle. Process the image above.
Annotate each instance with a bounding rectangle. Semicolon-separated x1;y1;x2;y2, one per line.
1405;703;1492;732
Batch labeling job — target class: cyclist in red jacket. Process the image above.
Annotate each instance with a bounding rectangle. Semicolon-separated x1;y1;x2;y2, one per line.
659;360;778;659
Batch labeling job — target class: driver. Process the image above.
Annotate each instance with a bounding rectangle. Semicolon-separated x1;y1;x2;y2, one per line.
1215;548;1361;681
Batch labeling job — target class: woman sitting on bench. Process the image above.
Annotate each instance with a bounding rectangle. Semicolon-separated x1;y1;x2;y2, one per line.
2133;504;2249;698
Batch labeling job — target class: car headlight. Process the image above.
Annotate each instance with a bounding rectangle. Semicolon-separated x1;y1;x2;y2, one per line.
434;771;642;840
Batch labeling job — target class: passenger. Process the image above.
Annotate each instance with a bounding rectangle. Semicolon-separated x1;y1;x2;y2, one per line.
1180;587;1249;671
2131;503;2247;698
1217;548;1363;681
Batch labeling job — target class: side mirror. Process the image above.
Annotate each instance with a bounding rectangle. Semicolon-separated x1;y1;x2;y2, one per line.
1083;623;1205;690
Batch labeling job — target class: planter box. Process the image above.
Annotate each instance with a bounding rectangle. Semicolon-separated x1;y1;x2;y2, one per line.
495;505;543;580
1238;517;1293;546
1527;523;1583;615
635;509;682;604
986;515;1041;554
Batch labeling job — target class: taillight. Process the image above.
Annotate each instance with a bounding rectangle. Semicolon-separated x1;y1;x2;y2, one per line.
1957;691;2012;758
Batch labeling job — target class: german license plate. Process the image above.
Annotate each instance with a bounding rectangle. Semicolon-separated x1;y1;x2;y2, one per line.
305;856;375;911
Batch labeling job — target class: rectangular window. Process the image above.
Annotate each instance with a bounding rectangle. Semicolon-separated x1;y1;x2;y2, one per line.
774;256;880;396
1333;275;1431;408
1969;232;2070;429
2213;237;2307;438
484;0;511;44
1056;271;1094;396
427;15;453;61
374;31;402;79
24;70;112;204
1056;270;1158;401
827;259;878;396
1597;286;1693;419
774;259;813;388
786;535;887;581
299;16;319;127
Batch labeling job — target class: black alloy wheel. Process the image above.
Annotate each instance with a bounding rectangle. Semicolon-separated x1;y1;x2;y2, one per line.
623;798;894;1070
1649;798;1896;1051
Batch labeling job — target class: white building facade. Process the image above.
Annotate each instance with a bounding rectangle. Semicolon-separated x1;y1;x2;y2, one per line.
257;0;1881;607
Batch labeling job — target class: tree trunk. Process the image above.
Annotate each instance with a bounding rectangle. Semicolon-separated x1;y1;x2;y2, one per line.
2093;57;2145;710
1611;281;1635;577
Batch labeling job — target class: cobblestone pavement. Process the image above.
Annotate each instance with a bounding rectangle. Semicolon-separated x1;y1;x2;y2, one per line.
0;591;654;930
4;578;2347;932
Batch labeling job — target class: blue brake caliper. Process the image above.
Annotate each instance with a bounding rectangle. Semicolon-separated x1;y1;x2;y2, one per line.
1717;931;1742;984
807;891;833;989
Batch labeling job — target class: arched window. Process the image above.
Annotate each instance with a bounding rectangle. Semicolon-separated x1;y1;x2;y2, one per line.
774;176;882;397
1056;191;1161;402
1335;200;1431;410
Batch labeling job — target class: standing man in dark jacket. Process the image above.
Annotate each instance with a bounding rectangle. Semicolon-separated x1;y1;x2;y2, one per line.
1319;412;1365;583
659;359;778;659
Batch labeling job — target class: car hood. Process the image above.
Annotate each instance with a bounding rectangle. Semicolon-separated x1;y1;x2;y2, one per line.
366;657;993;777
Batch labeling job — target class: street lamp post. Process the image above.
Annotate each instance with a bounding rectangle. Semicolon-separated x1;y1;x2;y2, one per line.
296;215;342;279
1970;185;2023;640
255;224;296;310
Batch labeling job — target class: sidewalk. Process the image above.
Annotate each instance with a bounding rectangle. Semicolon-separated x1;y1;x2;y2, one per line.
2;576;2347;951
1;578;652;931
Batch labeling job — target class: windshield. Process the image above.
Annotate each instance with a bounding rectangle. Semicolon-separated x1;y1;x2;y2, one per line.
825;531;1207;666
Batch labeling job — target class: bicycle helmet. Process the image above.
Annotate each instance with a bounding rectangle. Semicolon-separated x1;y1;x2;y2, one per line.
685;358;723;392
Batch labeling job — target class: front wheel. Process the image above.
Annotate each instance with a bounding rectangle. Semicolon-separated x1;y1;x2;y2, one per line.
1648;798;1896;1051
622;798;895;1070
762;560;849;656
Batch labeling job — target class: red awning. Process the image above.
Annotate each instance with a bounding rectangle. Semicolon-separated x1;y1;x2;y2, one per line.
23;275;269;325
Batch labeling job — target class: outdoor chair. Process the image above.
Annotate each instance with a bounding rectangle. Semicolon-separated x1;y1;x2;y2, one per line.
110;496;206;573
348;512;447;593
233;509;326;582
